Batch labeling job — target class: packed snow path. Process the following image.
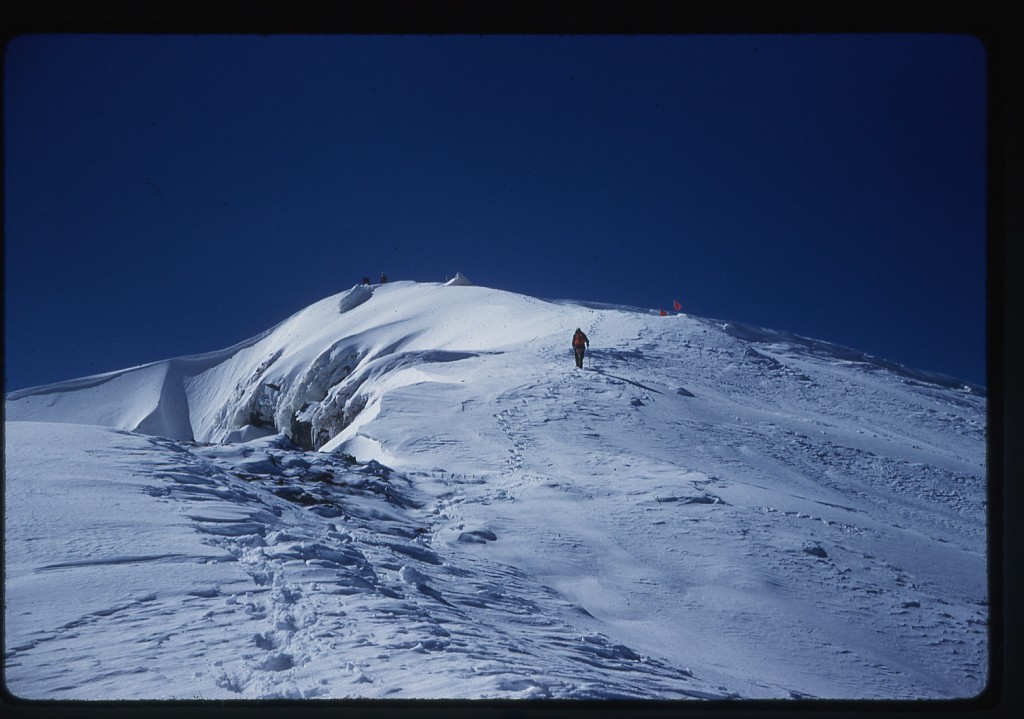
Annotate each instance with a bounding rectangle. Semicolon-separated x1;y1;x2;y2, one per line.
5;282;987;699
4;424;726;700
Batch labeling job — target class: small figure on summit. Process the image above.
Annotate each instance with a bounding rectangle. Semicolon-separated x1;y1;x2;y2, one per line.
380;272;389;284
571;328;590;369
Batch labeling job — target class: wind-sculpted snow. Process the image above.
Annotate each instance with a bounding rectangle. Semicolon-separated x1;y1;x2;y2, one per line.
5;281;988;700
7;282;556;451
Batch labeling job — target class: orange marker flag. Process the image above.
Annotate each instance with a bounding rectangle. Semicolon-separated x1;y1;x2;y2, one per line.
659;308;668;317
673;300;682;312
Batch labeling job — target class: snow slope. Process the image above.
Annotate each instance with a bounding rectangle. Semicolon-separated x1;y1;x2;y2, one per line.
4;281;988;700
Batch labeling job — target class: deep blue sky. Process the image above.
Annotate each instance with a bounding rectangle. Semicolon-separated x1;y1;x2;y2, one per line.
4;33;987;392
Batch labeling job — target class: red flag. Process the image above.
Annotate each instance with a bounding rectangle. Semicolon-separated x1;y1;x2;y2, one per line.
673;299;682;312
659;308;667;316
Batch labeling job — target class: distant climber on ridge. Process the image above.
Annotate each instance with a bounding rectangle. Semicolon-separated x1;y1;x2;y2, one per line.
572;328;590;369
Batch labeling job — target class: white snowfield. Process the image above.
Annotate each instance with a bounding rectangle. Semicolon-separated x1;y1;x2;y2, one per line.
4;281;988;700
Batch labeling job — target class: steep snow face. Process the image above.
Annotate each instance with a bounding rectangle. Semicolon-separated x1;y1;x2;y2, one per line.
4;282;988;700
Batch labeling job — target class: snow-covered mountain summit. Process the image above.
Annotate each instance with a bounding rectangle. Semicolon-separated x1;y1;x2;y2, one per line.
4;281;988;700
5;280;983;454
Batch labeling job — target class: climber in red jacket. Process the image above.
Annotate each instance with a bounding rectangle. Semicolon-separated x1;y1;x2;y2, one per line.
572;328;590;369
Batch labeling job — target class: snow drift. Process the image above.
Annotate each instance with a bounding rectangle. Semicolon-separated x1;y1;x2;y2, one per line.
4;281;988;700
